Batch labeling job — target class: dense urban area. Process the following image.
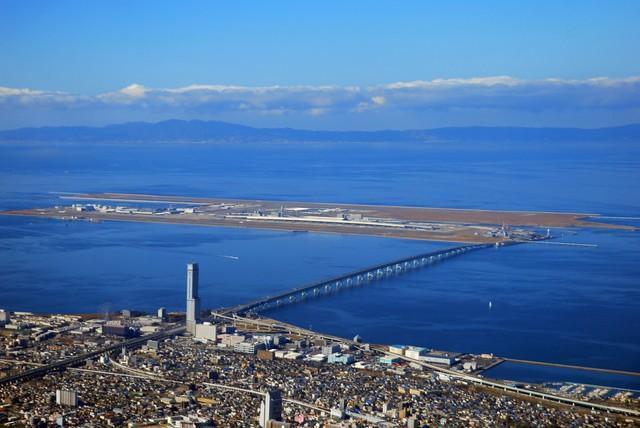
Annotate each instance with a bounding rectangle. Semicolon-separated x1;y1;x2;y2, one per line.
1;304;638;427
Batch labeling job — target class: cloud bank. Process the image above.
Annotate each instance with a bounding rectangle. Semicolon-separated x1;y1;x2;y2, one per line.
1;76;639;129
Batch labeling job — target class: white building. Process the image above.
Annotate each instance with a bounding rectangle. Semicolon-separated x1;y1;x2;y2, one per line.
0;309;9;326
283;352;303;360
56;389;78;407
219;334;246;347
234;341;266;354
463;361;478;371
405;346;427;360
194;323;217;342
167;415;213;428
389;344;406;355
157;307;167;320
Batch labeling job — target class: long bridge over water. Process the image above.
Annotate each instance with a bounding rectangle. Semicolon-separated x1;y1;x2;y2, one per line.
224;243;494;315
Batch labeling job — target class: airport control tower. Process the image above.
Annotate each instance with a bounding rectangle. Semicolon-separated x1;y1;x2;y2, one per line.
186;263;200;334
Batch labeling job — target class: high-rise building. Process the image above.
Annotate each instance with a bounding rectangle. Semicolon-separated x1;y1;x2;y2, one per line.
0;309;9;327
56;389;78;407
157;307;167;320
259;388;283;427
186;263;200;334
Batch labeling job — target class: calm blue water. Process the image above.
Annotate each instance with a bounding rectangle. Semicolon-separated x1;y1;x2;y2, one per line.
0;140;638;388
0;215;442;314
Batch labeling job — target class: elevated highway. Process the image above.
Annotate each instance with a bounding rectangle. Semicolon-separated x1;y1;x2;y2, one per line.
0;326;185;385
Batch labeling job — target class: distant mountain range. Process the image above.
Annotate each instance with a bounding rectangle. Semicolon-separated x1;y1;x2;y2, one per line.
1;119;639;143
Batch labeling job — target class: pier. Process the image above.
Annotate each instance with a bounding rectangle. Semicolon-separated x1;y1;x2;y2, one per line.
502;357;640;377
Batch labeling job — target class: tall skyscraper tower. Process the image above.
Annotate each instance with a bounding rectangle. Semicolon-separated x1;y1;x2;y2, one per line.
259;388;282;427
186;263;200;334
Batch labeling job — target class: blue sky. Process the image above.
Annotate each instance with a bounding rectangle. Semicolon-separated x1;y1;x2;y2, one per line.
1;0;639;129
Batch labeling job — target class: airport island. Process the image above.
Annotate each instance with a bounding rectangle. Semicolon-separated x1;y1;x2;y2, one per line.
1;193;639;426
3;192;632;245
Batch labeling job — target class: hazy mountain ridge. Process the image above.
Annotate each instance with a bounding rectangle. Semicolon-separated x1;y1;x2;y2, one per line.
1;119;639;143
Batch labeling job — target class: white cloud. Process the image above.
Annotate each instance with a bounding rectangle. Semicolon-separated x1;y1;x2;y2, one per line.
119;83;147;97
1;76;640;119
384;76;520;90
0;86;45;96
372;96;386;105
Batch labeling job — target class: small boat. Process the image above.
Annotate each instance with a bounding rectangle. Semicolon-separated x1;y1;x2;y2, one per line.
488;301;492;309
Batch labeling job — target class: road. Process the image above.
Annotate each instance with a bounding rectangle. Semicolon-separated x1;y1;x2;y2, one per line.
0;326;185;386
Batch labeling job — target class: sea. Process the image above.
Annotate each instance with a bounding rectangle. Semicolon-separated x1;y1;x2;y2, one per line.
0;138;639;389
